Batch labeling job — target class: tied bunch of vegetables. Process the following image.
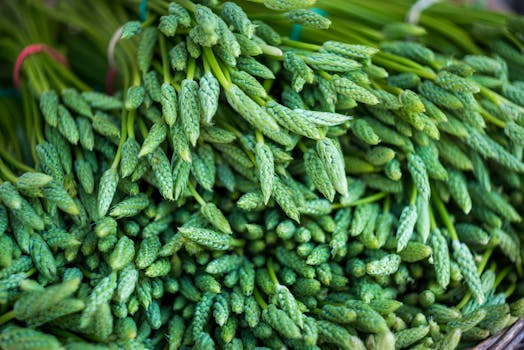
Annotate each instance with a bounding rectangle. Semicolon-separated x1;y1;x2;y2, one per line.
0;0;522;349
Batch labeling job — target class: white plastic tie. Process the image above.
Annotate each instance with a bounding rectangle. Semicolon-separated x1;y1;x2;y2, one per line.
406;0;441;25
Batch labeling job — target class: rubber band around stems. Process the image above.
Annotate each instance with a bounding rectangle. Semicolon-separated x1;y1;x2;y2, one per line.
139;0;148;22
406;0;442;25
105;26;124;95
289;8;329;41
12;44;69;89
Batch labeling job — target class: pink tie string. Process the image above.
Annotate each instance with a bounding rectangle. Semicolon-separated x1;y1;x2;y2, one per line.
13;44;68;89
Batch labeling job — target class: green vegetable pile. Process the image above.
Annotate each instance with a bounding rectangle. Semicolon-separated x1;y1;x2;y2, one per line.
0;0;523;349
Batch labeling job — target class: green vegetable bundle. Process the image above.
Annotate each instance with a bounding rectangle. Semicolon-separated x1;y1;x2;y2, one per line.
0;0;523;349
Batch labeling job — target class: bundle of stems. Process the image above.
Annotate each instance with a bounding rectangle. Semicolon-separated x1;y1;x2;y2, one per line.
0;1;522;349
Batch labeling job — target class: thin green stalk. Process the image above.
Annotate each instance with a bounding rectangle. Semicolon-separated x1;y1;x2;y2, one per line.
0;148;34;173
24;268;36;278
138;117;149;139
373;54;437;80
332;192;387;209
267;258;280;286
494;266;512;289
252;95;266;106
176;0;196;12
281;38;321;51
505;283;516;298
431;188;459;241
111;110;128;169
203;47;232;89
255;130;264;144
203;58;210;73
20;84;38;164
262;79;274;93
253;288;268;309
480;107;505;128
383;194;391;212
45;56;91;92
297;141;307;153
158;34;171;83
456;293;471;310
127;109;136;139
29;86;44;144
409;183;417;205
0;158;17;183
477;247;494;276
22;63;46;96
187;182;206;206
0;310;15;326
186;58;196;80
429;205;437;230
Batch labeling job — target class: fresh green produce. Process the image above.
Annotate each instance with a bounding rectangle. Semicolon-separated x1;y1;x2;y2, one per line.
0;0;523;349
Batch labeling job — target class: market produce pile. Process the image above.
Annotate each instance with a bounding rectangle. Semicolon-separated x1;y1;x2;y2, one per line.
0;0;523;349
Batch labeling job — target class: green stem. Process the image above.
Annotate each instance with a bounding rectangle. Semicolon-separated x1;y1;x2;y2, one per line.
111;110;128;169
43;62;67;92
479;86;524;115
0;310;15;326
516;259;523;279
252;95;266;106
203;58;210;73
477;247;494;276
255;130;264;144
383;195;391;212
159;34;171;83
431;188;459;241
187;182;206;206
332;192;387;209
267;258;280;286
203;47;232;90
262;79;274;93
23;65;46;97
456;293;471;310
27;86;44;144
480;107;505;128
297;141;307;153
45;56;91;92
24;268;36;278
186;58;196;80
428;205;437;231
372;55;437;80
138;117;149;139
0;148;34;173
176;0;196;12
0;158;18;183
281;38;321;51
493;266;512;289
127;109;136;139
505;283;516;298
253;288;268;309
409;183;417;205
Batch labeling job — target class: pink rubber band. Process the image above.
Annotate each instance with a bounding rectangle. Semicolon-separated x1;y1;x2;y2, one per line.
105;26;124;95
13;44;68;88
105;66;118;96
